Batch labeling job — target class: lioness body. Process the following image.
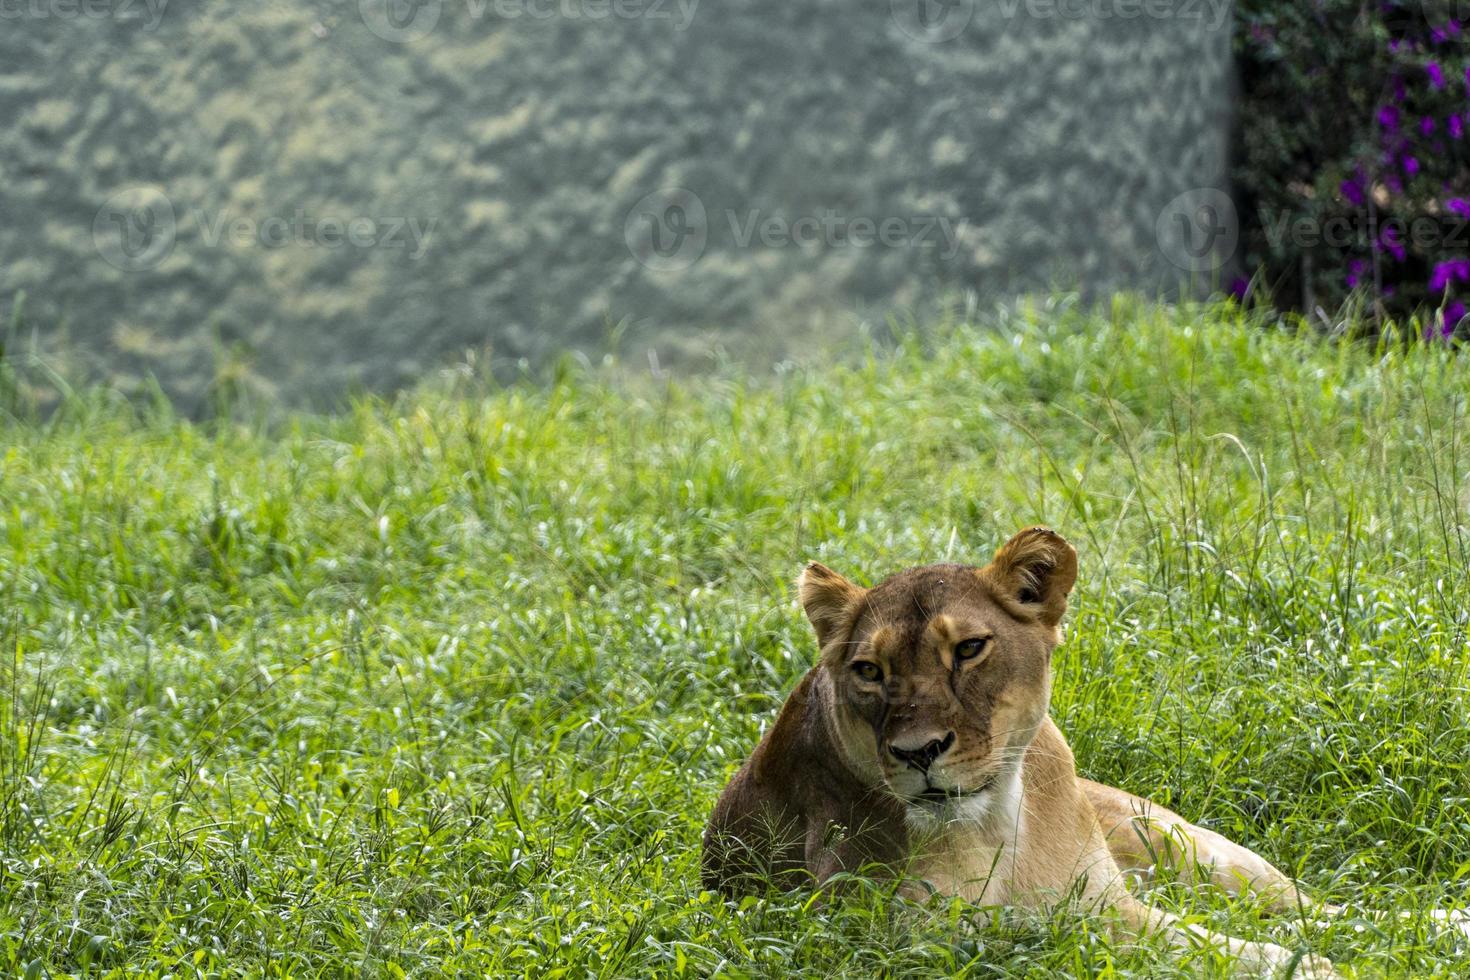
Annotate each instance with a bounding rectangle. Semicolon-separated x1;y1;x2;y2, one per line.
703;528;1331;975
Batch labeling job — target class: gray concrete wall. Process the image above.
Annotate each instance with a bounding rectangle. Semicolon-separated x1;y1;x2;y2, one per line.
1;0;1234;408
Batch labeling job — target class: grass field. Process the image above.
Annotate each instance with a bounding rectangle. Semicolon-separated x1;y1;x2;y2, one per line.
2;298;1469;977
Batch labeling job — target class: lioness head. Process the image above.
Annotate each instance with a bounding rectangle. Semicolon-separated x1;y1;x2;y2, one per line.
799;527;1077;826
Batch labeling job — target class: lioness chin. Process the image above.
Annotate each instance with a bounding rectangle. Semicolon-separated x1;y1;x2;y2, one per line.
703;527;1338;977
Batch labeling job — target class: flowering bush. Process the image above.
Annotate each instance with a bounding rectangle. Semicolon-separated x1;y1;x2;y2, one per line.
1233;1;1470;338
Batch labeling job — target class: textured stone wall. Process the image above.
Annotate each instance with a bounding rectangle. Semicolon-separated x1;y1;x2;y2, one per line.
1;0;1233;408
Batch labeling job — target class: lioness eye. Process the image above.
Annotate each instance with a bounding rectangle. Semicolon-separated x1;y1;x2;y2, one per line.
954;638;989;661
851;661;883;682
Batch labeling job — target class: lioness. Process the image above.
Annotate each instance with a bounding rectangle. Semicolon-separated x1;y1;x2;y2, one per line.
703;527;1335;976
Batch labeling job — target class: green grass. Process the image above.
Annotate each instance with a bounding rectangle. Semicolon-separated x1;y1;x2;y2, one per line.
2;297;1469;977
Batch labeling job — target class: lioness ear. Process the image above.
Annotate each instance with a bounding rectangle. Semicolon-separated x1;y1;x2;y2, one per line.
797;561;864;650
985;526;1078;626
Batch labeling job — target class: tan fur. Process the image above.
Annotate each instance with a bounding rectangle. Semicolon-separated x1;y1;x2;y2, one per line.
704;528;1337;977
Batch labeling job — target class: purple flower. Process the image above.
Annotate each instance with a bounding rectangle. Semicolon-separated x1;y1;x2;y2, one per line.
1430;258;1470;292
1229;276;1250;300
1427;62;1446;89
1340;177;1366;206
1430;301;1466;341
1451;114;1465;139
1421;116;1437;136
1403;155;1421;177
1448;199;1470;218
1346;258;1368;288
1379;105;1400;130
1378;226;1407;262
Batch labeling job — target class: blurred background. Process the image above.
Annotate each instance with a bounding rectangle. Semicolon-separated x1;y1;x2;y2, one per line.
4;8;1470;975
1;0;1236;412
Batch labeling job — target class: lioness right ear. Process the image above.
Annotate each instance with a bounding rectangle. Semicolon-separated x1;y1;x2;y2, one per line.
797;562;864;650
985;526;1078;626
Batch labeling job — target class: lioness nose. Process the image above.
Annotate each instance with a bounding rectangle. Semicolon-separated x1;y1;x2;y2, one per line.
888;732;955;772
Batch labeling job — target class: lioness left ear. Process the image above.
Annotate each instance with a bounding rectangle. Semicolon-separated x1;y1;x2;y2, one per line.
985;526;1078;626
797;561;865;651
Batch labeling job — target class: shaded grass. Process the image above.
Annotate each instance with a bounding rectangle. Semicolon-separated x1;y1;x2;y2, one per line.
1;297;1468;976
